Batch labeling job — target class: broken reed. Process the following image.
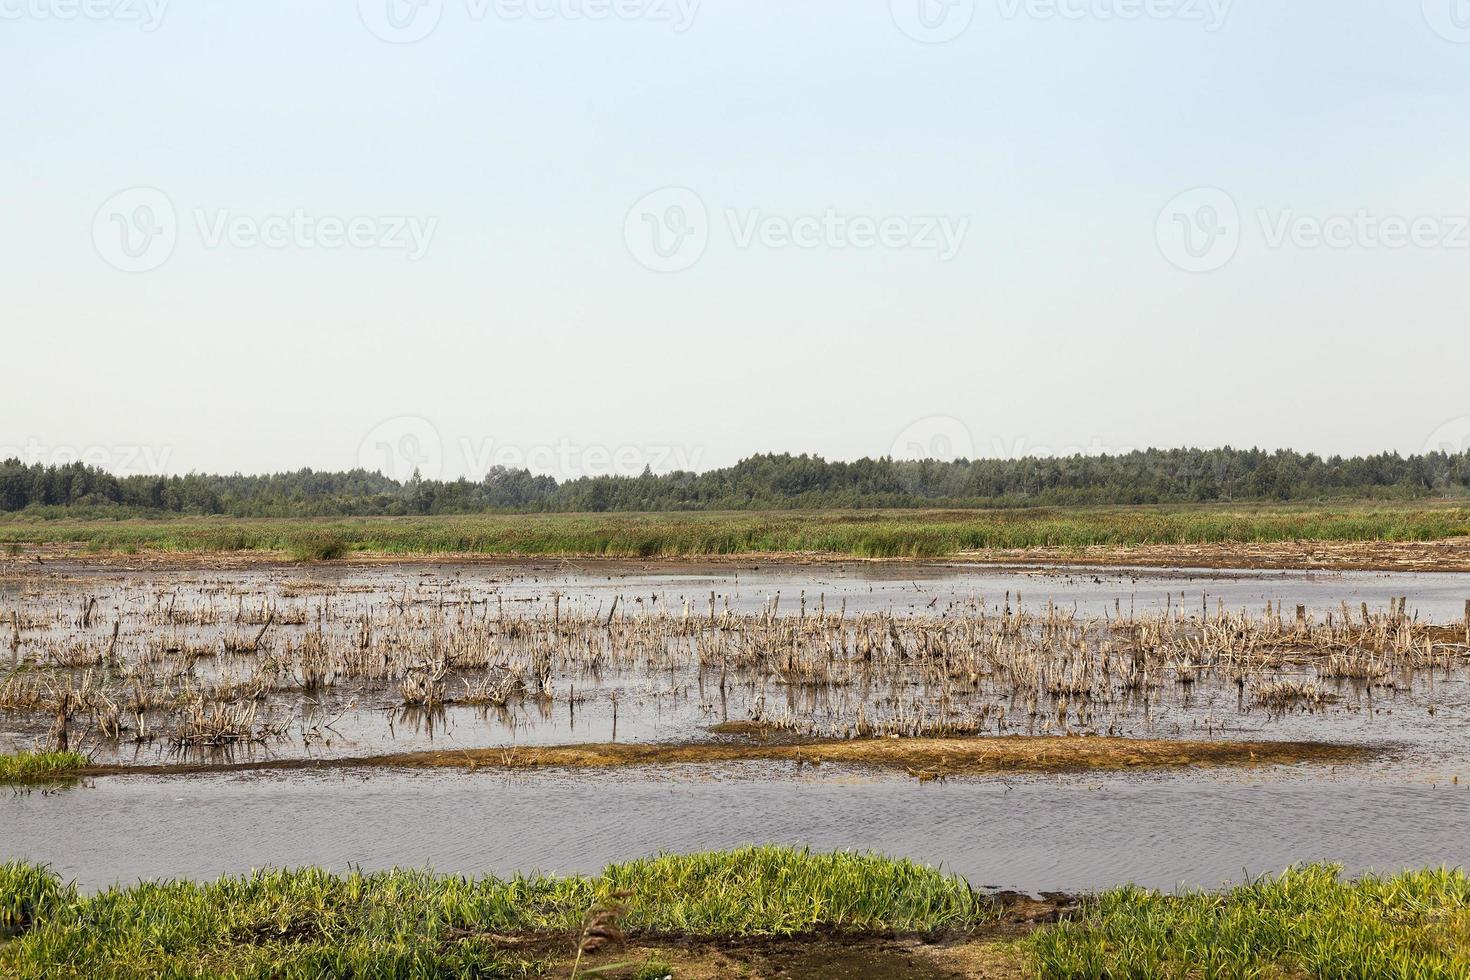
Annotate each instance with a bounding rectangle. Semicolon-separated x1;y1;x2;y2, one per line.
3;574;1467;757
3;503;1470;559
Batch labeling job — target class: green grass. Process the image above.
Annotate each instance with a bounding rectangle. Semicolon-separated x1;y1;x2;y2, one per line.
0;751;89;785
0;847;987;978
6;854;1467;978
1029;864;1470;979
2;503;1468;560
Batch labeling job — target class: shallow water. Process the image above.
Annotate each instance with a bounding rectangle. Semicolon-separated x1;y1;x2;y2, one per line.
13;557;1470;620
5;561;1470;766
5;766;1467;894
3;560;1469;893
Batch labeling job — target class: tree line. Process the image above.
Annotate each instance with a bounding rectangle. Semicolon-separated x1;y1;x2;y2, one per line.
2;448;1468;517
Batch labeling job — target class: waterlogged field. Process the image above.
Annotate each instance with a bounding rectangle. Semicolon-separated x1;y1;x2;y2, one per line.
1;562;1468;770
3;559;1470;978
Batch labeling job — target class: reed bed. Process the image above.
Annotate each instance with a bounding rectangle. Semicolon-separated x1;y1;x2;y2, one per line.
2;504;1469;560
1028;864;1470;978
0;847;987;978
2;574;1466;765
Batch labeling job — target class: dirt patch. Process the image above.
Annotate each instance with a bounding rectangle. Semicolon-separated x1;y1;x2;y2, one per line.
80;735;1373;781
474;894;1069;980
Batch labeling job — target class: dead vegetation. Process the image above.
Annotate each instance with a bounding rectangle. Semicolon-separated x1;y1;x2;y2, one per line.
1;573;1465;767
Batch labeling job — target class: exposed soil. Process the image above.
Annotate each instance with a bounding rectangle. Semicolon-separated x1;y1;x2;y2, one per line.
77;735;1374;781
471;893;1073;980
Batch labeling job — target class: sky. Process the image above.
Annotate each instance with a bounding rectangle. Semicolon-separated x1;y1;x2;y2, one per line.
3;0;1469;482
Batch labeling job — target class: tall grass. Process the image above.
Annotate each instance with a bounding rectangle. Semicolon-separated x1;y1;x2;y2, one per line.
1029;864;1470;979
0;751;89;785
0;847;986;978
0;863;67;939
2;504;1468;559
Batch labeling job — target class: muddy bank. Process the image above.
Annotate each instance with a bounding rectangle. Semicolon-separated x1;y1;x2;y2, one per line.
78;736;1373;781
504;895;1067;980
958;538;1470;574
7;536;1470;574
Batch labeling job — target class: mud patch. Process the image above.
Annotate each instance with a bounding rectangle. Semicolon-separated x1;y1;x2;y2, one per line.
80;735;1375;781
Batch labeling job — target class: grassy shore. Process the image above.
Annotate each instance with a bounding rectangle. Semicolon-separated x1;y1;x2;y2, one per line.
0;751;89;785
1031;864;1470;978
3;503;1469;560
0;848;987;977
2;854;1465;978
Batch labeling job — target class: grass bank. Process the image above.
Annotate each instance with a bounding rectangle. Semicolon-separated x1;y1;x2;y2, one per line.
0;848;987;977
3;503;1469;560
4;855;1466;978
0;751;89;786
1030;863;1470;978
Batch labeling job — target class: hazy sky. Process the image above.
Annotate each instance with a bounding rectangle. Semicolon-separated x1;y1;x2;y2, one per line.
4;0;1469;481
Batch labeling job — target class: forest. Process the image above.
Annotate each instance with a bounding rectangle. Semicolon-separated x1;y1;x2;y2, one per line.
2;448;1467;517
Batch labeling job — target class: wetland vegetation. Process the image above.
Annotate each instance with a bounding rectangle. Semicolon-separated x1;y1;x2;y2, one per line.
4;560;1467;977
3;565;1466;769
2;851;1464;979
4;503;1470;562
